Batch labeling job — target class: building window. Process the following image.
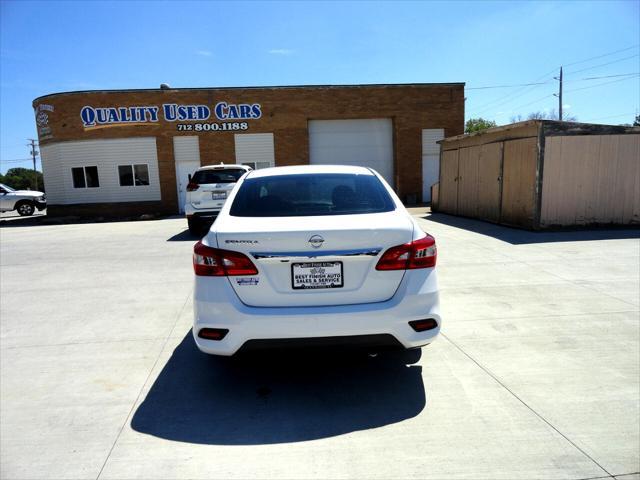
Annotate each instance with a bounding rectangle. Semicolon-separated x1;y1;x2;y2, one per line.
72;166;99;188
242;161;272;170
118;164;150;186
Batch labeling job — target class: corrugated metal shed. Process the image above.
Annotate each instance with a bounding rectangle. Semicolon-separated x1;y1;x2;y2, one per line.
433;120;640;229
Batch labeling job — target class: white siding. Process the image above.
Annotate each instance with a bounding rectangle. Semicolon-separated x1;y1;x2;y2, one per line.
308;119;394;186
39;138;160;205
422;128;445;202
173;136;200;165
234;133;275;167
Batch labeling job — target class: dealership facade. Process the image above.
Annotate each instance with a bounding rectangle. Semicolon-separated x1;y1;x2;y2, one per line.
32;83;464;217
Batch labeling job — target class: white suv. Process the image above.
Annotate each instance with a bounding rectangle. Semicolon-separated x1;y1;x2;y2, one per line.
185;164;252;233
192;165;441;356
0;183;46;216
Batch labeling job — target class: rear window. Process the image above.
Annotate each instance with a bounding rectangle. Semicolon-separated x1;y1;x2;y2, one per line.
192;168;245;184
230;173;396;217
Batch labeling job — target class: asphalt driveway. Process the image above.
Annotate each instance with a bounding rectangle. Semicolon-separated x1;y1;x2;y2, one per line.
1;210;638;479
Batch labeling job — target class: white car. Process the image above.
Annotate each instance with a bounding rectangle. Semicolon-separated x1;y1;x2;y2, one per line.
0;183;46;216
192;165;441;356
185;164;252;233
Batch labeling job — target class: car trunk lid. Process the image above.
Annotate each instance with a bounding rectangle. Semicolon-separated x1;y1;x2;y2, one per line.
214;211;414;307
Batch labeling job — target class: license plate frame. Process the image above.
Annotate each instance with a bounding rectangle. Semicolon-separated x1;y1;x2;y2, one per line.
291;261;344;290
211;191;227;200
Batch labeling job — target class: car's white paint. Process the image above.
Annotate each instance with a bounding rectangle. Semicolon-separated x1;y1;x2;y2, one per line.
214;212;411;307
184;164;251;217
193;165;441;355
0;183;46;213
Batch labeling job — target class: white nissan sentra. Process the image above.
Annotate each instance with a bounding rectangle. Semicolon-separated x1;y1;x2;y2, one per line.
193;165;441;356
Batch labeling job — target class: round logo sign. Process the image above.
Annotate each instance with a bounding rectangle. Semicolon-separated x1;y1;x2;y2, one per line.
308;235;325;249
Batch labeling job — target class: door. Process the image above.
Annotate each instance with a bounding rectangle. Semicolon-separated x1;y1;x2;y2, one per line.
477;142;503;222
501;137;538;228
309;119;394;187
439;149;459;214
422;129;445;202
173;136;201;214
234;133;275;170
457;146;481;218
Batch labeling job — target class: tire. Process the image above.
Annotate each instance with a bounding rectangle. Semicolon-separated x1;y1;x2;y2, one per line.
16;201;35;216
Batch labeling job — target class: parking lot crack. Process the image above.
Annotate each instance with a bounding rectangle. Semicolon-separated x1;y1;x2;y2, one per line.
94;290;193;480
441;332;614;478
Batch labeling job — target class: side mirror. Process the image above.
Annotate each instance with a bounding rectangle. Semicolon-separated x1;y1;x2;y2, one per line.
188;174;192;182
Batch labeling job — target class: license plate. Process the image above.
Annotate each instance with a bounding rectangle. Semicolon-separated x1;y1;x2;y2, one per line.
211;191;227;200
292;262;343;290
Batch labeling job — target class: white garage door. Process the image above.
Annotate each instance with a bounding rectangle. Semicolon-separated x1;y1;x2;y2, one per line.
309;119;394;186
234;133;275;170
422;128;445;202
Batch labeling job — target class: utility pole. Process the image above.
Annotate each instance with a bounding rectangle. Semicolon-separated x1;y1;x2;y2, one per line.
559;66;563;122
27;139;38;190
554;67;564;121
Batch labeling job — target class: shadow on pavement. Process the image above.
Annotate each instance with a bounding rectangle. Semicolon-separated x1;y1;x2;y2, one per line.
167;229;202;242
0;212;47;227
131;333;426;445
425;212;640;245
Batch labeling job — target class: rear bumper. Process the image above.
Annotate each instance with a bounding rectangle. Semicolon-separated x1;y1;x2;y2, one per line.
193;268;441;356
185;203;224;218
187;211;218;221
238;334;405;354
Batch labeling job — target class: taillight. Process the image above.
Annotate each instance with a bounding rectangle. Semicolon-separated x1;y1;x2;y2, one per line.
409;319;439;332
193;241;258;276
186;182;199;192
198;328;229;340
376;235;437;271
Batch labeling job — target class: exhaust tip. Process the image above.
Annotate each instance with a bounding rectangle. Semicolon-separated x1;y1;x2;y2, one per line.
409;319;438;332
198;328;229;341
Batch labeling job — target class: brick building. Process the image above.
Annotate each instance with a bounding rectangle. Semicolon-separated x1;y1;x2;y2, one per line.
32;83;465;217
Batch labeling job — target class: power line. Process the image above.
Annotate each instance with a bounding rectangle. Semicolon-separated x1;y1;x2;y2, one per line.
467;72;639;92
466;81;550;91
580;72;639;81
468;44;640;116
562;44;639;68
564;74;639;93
584;112;638;122
565;54;640;75
509;93;557;113
506;75;639;114
470;68;557;114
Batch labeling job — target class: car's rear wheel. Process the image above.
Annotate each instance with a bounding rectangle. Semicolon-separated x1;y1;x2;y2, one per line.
16;201;35;216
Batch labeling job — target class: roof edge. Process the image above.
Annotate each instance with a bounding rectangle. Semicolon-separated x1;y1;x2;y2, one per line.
440;120;540;143
33;82;466;105
440;120;640;143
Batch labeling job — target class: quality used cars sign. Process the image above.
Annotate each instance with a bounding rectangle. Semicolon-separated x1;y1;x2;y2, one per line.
80;102;262;132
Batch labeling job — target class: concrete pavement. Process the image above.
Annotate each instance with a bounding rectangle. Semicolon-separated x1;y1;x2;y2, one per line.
1;211;638;479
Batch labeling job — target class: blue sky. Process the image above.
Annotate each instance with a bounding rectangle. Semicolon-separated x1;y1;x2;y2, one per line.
1;0;638;173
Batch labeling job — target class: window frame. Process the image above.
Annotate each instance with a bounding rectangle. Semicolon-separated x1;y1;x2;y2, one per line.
242;161;271;170
117;163;150;187
229;173;396;217
71;166;100;189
